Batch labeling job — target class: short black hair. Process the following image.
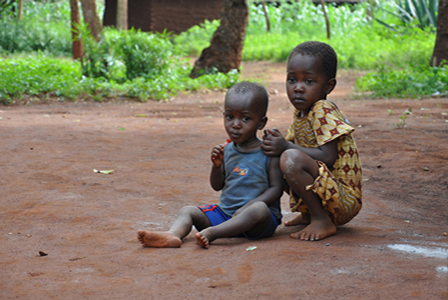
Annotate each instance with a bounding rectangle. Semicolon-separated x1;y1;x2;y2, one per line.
288;41;338;79
226;81;269;116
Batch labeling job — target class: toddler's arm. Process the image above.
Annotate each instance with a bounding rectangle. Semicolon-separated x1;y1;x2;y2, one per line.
262;128;338;167
210;143;226;191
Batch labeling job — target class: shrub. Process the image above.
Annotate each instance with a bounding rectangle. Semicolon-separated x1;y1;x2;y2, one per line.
356;65;448;98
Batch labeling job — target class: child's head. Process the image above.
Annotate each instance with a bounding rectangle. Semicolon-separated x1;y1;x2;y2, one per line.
223;82;268;145
286;41;337;114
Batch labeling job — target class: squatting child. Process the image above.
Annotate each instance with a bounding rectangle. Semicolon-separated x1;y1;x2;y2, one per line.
138;81;283;248
261;41;362;241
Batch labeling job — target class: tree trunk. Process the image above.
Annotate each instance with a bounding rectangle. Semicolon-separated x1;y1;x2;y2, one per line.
261;2;270;32
80;0;102;41
116;0;128;31
17;0;23;20
190;0;249;78
320;0;331;39
431;0;448;66
70;0;84;60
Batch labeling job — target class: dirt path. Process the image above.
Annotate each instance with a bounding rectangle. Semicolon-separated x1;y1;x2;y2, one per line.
1;62;447;299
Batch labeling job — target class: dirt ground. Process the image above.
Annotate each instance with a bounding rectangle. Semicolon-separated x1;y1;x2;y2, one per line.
1;61;447;300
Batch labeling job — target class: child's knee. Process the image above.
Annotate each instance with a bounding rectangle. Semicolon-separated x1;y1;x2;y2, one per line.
179;205;200;215
280;149;306;175
248;202;271;219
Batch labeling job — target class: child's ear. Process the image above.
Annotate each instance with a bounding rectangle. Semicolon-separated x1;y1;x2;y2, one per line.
258;116;268;130
326;78;337;95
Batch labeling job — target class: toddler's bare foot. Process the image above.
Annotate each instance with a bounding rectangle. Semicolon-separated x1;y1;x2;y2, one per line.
137;230;182;248
290;219;336;241
284;213;310;226
195;232;211;249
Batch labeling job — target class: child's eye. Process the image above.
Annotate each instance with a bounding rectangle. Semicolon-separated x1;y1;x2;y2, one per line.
305;79;314;84
242;116;251;122
225;114;234;120
287;77;296;84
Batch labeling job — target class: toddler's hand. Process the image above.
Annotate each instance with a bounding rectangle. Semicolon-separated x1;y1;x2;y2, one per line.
211;145;224;167
211;139;230;167
261;128;288;157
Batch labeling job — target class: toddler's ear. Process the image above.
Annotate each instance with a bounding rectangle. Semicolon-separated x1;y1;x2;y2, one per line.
258;116;268;130
326;78;337;95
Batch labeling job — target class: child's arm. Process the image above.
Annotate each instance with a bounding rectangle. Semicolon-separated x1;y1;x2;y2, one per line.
262;128;338;167
233;156;283;216
210;144;226;191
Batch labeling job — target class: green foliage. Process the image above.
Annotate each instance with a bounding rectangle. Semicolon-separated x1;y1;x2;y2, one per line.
120;29;175;80
0;56;82;104
371;0;438;31
0;0;441;102
356;65;448;99
0;0;71;55
81;27;124;80
0;34;240;105
173;20;220;57
388;108;412;128
175;0;434;72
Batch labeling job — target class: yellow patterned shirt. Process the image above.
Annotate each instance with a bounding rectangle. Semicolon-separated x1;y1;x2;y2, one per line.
285;99;362;225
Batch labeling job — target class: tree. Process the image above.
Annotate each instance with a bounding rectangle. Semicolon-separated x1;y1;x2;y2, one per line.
80;0;102;41
70;0;84;60
261;2;270;32
190;0;249;78
431;0;448;66
320;0;330;39
17;0;22;20
116;0;127;31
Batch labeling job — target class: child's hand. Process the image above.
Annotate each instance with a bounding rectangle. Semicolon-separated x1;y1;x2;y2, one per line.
211;144;225;167
211;139;230;167
261;128;288;157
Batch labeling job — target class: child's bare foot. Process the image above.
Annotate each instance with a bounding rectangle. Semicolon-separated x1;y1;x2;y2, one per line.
284;213;310;226
137;230;182;248
195;232;211;249
290;219;336;241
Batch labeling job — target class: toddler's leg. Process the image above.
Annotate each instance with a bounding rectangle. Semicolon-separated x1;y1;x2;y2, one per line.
280;149;336;241
196;202;272;248
138;206;211;248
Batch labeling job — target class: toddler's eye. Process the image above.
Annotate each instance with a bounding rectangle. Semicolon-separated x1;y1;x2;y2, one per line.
225;115;234;120
287;77;296;84
305;79;314;84
242;116;251;122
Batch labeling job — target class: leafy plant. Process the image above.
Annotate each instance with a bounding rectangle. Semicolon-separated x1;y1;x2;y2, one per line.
0;0;71;55
356;65;448;99
370;0;438;31
392;108;412;128
173;19;220;56
0;55;82;104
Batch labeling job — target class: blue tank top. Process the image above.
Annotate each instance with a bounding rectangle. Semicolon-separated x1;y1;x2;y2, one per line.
218;142;282;221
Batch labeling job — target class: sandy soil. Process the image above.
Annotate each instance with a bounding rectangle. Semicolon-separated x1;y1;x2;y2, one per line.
1;61;447;299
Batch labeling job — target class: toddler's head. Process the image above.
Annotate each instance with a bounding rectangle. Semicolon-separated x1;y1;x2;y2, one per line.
223;82;269;145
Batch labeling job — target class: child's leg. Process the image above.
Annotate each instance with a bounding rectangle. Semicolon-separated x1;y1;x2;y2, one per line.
138;206;211;248
280;149;336;241
284;212;310;226
195;201;272;249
